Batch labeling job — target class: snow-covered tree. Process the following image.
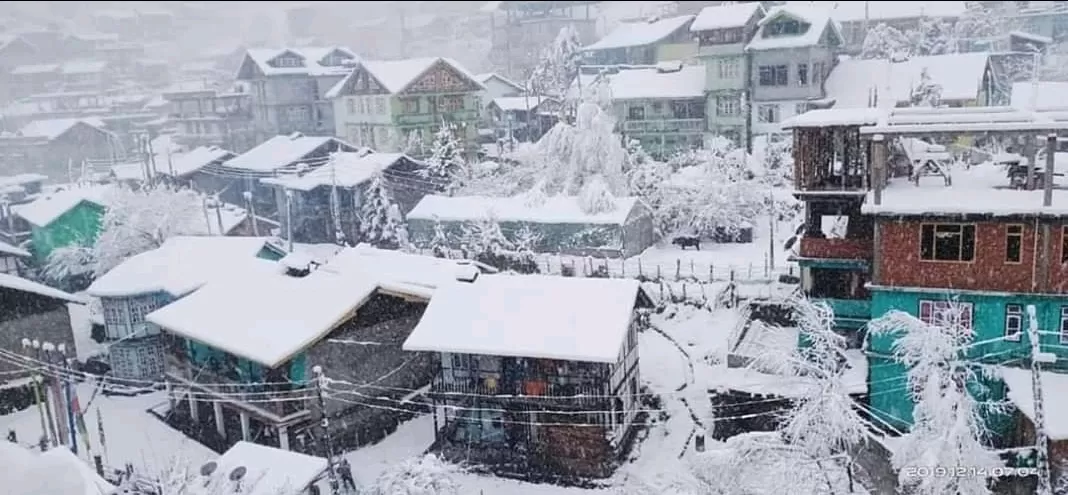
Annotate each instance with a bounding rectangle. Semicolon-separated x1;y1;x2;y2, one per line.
43;185;206;280
869;304;1003;495
860;23;911;60
507;225;542;274
429;217;450;258
527;25;582;98
464;214;512;258
405;129;425;156
368;454;460;495
953;4;1002;52
910;67;943;107
907;17;956;56
422;122;467;195
358;172;404;249
578;174;618;214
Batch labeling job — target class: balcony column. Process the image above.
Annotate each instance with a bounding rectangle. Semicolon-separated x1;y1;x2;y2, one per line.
213;401;225;438
278;426;290;451
188;391;199;421
239;412;250;441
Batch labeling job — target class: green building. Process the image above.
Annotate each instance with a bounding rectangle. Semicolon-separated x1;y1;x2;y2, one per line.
326;57;485;158
11;185;109;264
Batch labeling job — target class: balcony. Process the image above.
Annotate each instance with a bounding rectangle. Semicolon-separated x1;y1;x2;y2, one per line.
622;118;704;134
429;375;610;407
166;354;312;423
395;110;480;126
798;237;872;260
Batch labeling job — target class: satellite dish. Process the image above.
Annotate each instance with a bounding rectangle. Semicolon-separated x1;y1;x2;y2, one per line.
230;466;248;482
199;461;218;477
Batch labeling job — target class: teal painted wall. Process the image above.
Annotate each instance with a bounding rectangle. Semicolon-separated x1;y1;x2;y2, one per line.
184;338;304;385
867;287;1064;434
30;201;104;263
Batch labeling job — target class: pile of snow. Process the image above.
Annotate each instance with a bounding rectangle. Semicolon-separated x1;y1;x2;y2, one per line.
408;194;638;226
691;2;764;32
178;441;327;495
320;245;488;299
1;441;116;495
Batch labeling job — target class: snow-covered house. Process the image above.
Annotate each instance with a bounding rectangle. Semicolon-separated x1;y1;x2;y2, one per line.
11;184;111;264
824;53;994;109
187;441;329;495
582;14;697;66
0;272;84;377
570;64;707;158
788;1;967;53
196;133;357;220
85;236;283;381
691;2;767;145
0;117;120;182
475;72;525;100
260;151;433;244
147;246;491;454
161;83;256;154
324;57;486;158
404;274;653;479
155;145;237;189
406;193;656;259
234;46;358;140
485;96;561;142
746;4;844;134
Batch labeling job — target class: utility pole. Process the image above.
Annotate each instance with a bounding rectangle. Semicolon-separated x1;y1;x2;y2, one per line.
768;190;776;271
329;154;344;246
313;366;340;495
1027;305;1053;495
285;189;294;253
58;344;77;453
243;191;259;236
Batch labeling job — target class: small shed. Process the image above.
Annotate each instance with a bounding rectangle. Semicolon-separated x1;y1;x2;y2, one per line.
188;441;328;494
406;194;656;258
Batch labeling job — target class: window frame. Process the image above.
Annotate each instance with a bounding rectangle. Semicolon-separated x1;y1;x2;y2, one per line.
919;300;974;330
919;222;977;263
758;65;789;86
716;95;738;116
797;63;808;86
756;103;780;123
1061;306;1068;344
1006;224;1024;264
718;58;739;79
1005;303;1023;342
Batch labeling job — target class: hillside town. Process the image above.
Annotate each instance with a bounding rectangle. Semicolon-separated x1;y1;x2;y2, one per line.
6;1;1068;494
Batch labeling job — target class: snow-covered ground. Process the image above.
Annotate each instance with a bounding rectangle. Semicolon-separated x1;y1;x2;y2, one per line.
68;302;104;362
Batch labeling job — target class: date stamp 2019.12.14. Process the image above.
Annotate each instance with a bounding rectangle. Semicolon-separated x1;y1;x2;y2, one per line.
902;466;1038;478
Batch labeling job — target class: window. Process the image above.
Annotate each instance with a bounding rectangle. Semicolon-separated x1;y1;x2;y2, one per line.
757;103;780;123
628;105;645;120
346;98;356;114
919;300;974;330
702;28;744;45
716;95;738;116
1005;304;1023;341
286;105;310;122
766;19;804;36
718;58;740;79
1006;224;1024;263
920;223;976;262
274;56;302;68
374;96;386;114
439;95;463;112
812;62;826;85
795;103;808;115
758;65;788;86
1061;306;1068;343
797;63;808;86
400;97;419;113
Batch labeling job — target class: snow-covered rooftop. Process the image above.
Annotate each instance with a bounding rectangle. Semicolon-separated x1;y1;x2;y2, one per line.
157;146;235;177
260;152;410;191
408;194;640;226
320;244;490;300
1001;366;1068;440
2;441;116;495
61;60;108;74
746;5;841;51
0;272;85;303
404;275;646;362
489;96;558;112
825;53;990;109
691;2;764;32
584;14;695;51
786;1;966;23
475;72;524;92
325;57;483;98
187;442;327;495
11;184;111;227
1011;81;1068;110
17;117;108;140
148;264;377;368
859;106;1068;135
569;65;705;100
87;236;275;298
243;46;357;77
222;134;343;172
10;63;59;75
781;107;884;129
862;162;1068;216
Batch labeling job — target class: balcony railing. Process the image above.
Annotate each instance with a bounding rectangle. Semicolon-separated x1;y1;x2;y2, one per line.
395;110;480;126
798;237;872;260
166;354;312;422
429;375;610;407
622;118;704;134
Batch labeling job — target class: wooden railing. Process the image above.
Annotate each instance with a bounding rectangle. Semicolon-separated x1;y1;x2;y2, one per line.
430;376;610;406
166;355;312;421
622;118;704;133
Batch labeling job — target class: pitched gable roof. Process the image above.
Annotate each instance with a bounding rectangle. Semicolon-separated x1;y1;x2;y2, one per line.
18;117;109;140
238;46;357;78
261;152;417;191
475;72;524;93
325;57;484;99
826;53;991;108
222;134;354;172
746;4;842;51
691;2;765;32
0;272;85;303
584;14;695;51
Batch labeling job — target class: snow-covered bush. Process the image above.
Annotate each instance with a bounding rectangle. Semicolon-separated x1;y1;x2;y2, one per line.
368;454;460;495
909;67;943;107
907;17;956;56
869;303;1003;495
861;23;911;60
578;174;617;215
429;217;450;258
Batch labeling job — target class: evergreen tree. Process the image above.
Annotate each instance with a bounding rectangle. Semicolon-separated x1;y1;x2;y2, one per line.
463;215;513;265
424;122;468;194
359;172;403;248
907;17;956;56
528;25;582;98
910;67;943;107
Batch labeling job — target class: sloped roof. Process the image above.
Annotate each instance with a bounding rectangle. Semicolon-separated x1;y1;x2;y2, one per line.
157;146;236;177
746;4;842;51
475;72;524;92
222;134;348;172
11;185;111;227
584;14;695;51
826;53;991;108
0;240;30;257
1011;81;1068;109
241;46;357;77
569;65;705;100
18;117;108;140
261;152;413;191
61;60;108;74
0;272;85;303
187;442;327;495
691;2;764;32
490;96;559;112
325;57;484;98
10;63;59;75
787;1;966;23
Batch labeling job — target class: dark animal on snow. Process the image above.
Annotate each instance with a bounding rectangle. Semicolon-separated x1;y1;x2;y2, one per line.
672;236;701;250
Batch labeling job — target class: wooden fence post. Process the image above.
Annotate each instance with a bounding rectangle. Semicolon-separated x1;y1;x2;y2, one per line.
690;259;695;278
675;259;681;280
709;265;714;283
638;258;644;278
